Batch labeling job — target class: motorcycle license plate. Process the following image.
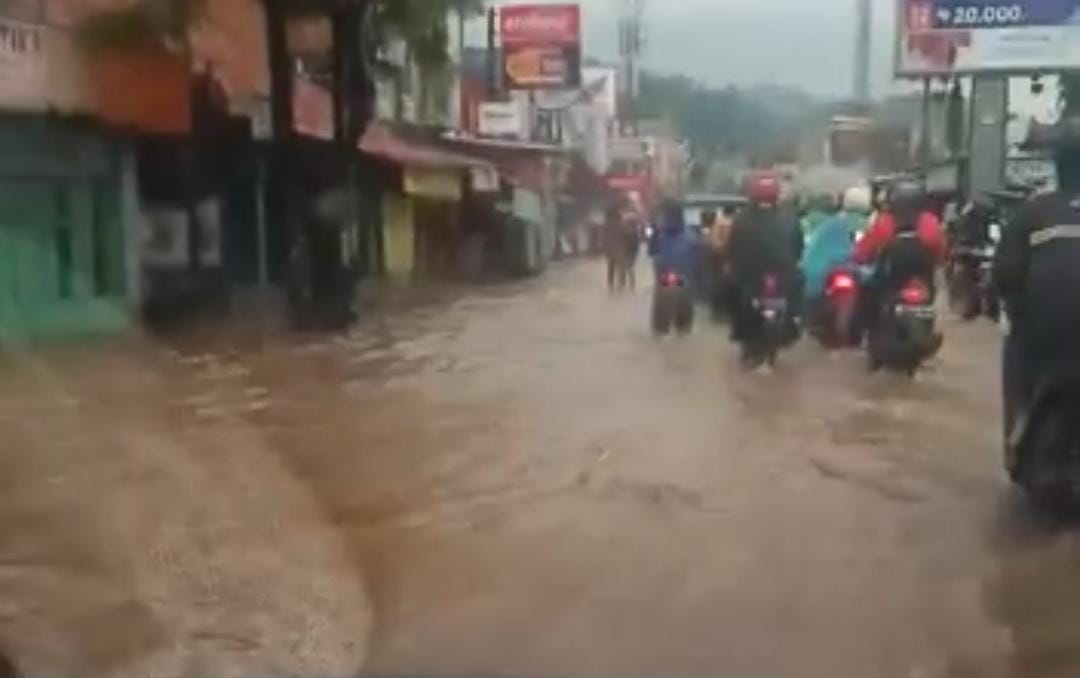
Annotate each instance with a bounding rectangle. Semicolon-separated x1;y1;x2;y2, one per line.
896;304;935;320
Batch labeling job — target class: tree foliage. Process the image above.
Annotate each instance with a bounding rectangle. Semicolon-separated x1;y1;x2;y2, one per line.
78;0;485;66
77;0;206;49
637;70;824;162
377;0;483;68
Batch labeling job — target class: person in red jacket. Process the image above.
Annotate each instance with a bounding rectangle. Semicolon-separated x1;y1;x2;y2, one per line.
852;180;947;342
854;190;948;266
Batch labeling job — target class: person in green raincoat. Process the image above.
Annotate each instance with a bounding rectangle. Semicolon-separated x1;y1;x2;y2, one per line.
799;194;837;239
800;187;872;303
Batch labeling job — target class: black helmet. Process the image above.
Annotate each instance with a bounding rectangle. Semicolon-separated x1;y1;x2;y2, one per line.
888;179;924;210
888;179;925;227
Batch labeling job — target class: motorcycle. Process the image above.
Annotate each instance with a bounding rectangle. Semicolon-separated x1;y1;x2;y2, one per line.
867;277;939;376
652;269;694;336
1008;368;1080;511
808;267;860;349
741;273;793;367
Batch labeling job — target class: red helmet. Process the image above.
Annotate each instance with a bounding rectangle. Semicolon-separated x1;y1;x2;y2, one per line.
742;170;782;206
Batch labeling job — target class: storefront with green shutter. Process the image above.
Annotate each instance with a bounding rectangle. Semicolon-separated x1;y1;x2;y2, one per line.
0;115;131;341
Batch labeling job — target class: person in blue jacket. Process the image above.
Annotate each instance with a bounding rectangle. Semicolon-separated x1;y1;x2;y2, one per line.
652;199;695;281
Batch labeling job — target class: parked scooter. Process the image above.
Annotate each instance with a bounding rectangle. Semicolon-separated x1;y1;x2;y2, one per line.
867;277;939;376
808;267;860;349
652;269;694;336
1008;368;1080;511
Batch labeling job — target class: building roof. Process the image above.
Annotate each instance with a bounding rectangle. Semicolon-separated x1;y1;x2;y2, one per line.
436;134;574;193
360;122;494;171
441;131;571;154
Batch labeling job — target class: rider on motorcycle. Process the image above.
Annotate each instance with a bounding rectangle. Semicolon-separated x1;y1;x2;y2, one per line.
801;186;871;304
852;180;947;341
995;114;1080;447
652;199;695;282
728;170;803;344
953;195;997;248
800;194;835;239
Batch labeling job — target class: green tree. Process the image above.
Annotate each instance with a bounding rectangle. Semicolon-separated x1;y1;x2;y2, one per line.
374;0;483;120
77;0;206;49
79;0;484;66
379;0;482;69
637;71;822;159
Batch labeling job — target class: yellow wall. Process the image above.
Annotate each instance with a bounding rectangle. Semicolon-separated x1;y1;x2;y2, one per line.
382;193;415;279
404;168;462;201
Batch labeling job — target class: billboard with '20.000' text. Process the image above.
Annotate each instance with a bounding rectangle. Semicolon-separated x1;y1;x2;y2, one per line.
500;4;581;90
897;0;1080;75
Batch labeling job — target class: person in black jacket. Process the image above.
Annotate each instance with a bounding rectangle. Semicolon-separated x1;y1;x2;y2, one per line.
728;171;803;345
995;114;1080;442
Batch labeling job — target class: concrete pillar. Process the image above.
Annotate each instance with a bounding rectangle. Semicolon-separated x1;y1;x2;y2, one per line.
967;76;1009;198
119;145;143;309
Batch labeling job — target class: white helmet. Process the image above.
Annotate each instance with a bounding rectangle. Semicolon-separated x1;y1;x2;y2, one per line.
842;186;872;214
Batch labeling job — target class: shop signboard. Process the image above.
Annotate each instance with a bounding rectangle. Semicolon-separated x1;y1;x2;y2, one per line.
478;100;527;137
499;4;581;90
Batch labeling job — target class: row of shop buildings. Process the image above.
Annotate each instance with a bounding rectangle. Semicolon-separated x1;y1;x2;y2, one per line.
0;0;674;342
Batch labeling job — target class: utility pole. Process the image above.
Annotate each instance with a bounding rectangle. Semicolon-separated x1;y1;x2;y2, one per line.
619;0;646;136
919;77;932;177
853;0;872;104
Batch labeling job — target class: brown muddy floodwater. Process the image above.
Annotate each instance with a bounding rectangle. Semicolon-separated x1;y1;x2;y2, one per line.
2;260;1080;678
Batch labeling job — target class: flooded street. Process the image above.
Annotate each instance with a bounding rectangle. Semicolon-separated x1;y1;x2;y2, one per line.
5;259;1080;677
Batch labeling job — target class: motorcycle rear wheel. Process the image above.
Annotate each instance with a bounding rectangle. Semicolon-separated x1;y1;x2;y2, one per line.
651;298;673;336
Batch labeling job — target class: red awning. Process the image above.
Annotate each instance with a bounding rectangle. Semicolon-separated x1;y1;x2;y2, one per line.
360;123;492;170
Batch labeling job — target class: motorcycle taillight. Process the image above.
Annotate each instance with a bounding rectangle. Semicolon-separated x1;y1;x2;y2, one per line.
828;273;856;295
899;280;929;305
763;274;779;297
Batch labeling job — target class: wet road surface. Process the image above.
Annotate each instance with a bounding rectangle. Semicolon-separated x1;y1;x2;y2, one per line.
6;259;1080;677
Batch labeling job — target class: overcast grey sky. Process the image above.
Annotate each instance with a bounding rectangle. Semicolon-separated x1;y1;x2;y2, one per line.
473;0;899;98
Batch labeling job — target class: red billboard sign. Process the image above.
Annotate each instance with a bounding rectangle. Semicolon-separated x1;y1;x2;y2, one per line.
499;4;581;90
500;4;580;46
504;45;578;89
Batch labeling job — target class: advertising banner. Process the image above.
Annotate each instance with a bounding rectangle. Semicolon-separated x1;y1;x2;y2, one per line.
897;0;1080;75
500;4;581;90
478;100;527;138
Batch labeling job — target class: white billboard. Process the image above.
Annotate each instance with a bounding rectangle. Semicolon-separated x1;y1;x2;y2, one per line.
478;100;527;138
897;0;1080;76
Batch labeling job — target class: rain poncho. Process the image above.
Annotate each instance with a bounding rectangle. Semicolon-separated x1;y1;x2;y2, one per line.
801;212;857;301
800;209;830;238
652;208;694;278
841;210;870;237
